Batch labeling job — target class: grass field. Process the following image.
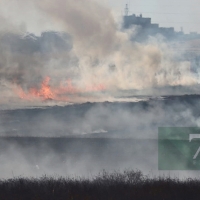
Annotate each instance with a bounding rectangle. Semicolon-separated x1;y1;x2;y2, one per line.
0;170;200;200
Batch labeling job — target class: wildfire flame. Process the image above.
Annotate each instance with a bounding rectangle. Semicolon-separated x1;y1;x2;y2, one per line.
16;77;105;101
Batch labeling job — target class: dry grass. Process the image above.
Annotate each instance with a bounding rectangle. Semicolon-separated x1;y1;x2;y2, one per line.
0;170;199;200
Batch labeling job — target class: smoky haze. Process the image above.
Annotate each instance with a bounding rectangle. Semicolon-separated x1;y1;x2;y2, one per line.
1;98;200;179
0;0;198;106
0;0;199;180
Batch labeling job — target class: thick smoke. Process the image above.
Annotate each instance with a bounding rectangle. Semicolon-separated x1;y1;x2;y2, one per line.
35;0;196;91
0;0;197;105
37;0;117;58
0;0;200;180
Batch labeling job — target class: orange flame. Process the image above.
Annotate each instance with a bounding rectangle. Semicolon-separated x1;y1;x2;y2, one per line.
16;77;106;101
17;77;55;101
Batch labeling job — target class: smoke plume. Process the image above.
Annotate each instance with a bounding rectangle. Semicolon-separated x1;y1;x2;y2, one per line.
0;0;199;179
0;0;197;105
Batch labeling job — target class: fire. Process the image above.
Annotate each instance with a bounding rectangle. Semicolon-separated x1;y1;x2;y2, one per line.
17;77;55;101
30;77;54;100
16;77;106;101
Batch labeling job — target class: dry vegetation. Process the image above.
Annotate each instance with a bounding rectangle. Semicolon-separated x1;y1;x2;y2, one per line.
0;170;199;200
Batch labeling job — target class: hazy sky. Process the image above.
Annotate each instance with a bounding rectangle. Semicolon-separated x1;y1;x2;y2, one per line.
0;0;199;34
107;0;200;33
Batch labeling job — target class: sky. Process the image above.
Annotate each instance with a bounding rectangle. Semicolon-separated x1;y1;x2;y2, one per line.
0;0;199;34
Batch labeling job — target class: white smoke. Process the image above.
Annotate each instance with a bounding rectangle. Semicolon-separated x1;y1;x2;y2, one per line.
0;0;197;105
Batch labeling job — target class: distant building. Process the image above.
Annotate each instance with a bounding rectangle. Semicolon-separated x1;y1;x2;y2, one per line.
123;7;200;71
123;10;200;42
123;14;151;29
123;13;176;40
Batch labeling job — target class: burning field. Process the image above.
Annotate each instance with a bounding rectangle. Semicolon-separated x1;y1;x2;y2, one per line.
16;76;105;101
0;0;200;199
0;0;198;107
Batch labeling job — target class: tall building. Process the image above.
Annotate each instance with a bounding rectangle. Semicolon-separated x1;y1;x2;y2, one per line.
123;13;175;40
123;7;200;43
